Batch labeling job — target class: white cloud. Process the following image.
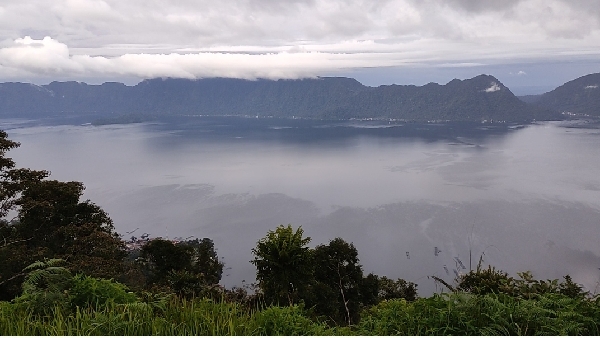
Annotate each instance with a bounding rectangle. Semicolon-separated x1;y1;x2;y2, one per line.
0;36;83;74
0;36;417;81
585;85;598;89
0;0;599;82
509;70;527;76
1;35;600;83
484;82;501;92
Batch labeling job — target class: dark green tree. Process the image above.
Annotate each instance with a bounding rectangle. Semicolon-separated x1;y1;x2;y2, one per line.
179;238;224;285
358;273;380;307
0;130;48;218
376;276;418;302
311;238;364;325
139;237;224;297
15;180;126;277
140;238;192;285
0;131;126;300
251;224;313;306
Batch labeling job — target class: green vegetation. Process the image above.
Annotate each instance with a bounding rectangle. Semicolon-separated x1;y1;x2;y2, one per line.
1;281;599;335
535;72;600;116
0;75;563;122
1;130;600;335
251;225;313;307
136;237;224;298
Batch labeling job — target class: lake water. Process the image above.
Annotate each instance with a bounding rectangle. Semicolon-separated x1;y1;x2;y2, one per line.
2;116;600;295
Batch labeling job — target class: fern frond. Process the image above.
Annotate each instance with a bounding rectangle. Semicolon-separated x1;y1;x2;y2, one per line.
23;260;47;272
45;258;66;267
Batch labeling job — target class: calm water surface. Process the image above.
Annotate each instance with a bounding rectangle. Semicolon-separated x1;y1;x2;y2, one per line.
2;116;600;295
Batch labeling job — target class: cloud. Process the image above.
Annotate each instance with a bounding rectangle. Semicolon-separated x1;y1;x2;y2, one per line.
0;36;83;74
0;0;600;82
1;35;600;83
0;36;415;81
484;82;501;92
2;0;600;49
434;0;523;13
509;70;527;76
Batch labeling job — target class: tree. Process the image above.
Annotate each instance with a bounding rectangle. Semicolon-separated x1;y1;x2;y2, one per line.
139;237;224;297
140;238;192;285
0;131;126;300
0;130;48;218
16;180;126;276
251;224;313;306
179;238;224;285
376;276;418;302
358;273;380;308
311;238;364;325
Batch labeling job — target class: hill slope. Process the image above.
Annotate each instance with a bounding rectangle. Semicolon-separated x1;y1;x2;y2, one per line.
533;73;600;116
0;75;559;122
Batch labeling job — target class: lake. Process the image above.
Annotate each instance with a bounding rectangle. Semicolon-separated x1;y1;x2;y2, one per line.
2;115;600;295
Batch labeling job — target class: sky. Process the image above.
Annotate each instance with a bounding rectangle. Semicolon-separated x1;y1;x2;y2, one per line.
0;0;599;94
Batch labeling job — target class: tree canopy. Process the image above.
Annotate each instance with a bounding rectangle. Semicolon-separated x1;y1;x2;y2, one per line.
251;224;313;306
139;237;224;298
311;238;364;325
0;131;126;300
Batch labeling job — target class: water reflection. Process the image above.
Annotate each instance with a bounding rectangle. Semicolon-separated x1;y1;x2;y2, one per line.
1;116;599;295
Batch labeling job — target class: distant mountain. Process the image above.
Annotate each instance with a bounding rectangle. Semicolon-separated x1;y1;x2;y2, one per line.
0;75;559;122
335;75;557;122
532;73;600;116
517;94;542;104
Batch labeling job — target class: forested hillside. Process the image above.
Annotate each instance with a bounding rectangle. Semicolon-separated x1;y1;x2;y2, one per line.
532;73;600;116
0;75;560;122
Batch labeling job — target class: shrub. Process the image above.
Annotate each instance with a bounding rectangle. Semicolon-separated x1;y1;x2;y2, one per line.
70;274;138;309
357;292;600;336
12;259;73;315
249;305;333;336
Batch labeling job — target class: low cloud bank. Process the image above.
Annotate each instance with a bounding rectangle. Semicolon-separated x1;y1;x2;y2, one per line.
1;35;600;84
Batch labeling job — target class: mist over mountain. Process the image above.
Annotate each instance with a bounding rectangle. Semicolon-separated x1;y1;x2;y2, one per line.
0;75;560;122
530;73;600;117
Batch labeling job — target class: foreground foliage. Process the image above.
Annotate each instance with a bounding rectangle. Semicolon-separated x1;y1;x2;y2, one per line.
357;293;600;336
4;261;599;336
0;298;339;336
1;291;599;335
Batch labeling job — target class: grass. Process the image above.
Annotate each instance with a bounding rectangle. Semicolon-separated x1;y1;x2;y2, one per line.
1;292;599;335
356;293;600;335
0;297;340;335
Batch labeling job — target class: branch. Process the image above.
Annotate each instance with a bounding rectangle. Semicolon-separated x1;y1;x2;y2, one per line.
337;264;352;326
0;271;26;286
1;236;32;249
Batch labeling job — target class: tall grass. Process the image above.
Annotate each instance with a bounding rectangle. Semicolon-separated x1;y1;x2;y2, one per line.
0;297;339;335
2;292;599;335
1;299;243;335
356;292;600;336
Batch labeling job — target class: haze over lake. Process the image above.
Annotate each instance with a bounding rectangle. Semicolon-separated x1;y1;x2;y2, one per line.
2;116;600;295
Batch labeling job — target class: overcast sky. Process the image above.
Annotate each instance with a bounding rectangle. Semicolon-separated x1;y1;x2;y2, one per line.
1;0;599;94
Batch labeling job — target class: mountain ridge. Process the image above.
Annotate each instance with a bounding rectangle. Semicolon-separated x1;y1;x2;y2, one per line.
531;73;600;117
0;74;562;122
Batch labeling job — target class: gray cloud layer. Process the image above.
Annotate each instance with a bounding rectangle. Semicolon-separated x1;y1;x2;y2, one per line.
0;0;599;83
